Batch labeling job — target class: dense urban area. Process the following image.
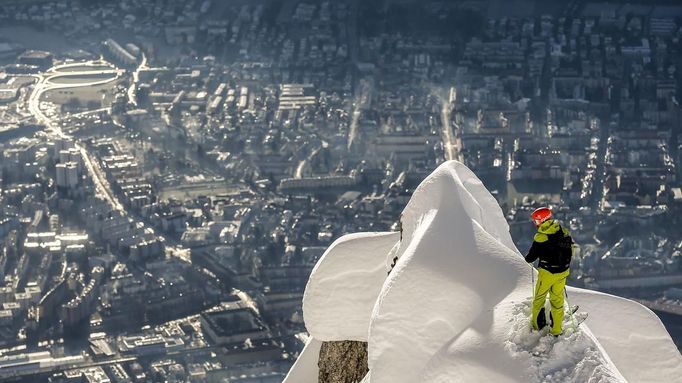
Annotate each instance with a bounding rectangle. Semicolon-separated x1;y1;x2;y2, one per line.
0;0;681;381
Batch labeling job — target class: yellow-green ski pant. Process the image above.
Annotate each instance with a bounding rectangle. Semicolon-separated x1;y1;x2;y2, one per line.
531;268;569;335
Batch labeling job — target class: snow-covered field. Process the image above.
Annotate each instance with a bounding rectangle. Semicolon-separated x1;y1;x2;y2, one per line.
284;160;682;383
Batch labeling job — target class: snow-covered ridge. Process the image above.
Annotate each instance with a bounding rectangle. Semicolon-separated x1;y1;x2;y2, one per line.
285;160;682;383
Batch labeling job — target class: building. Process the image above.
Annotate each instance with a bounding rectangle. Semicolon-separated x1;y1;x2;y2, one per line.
200;301;271;346
61;267;103;328
0;351;85;379
373;133;440;163
103;39;136;66
278;84;316;111
55;162;80;189
279;173;359;195
118;335;184;356
59;148;82;168
0;87;19;104
53;137;75;158
17;50;53;69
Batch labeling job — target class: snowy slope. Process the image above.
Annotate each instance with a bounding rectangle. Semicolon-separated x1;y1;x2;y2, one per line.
284;160;682;383
284;337;322;383
570;288;682;382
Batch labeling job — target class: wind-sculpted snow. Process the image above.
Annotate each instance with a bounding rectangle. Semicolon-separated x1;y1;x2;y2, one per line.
285;160;682;383
303;231;399;341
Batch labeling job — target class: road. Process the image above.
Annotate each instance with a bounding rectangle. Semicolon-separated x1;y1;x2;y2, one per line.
28;61;126;211
127;52;148;107
28;62;196;263
439;92;463;162
294;158;308;179
591;118;611;211
28;60;250;267
44;70;120;85
294;143;326;179
348;79;372;152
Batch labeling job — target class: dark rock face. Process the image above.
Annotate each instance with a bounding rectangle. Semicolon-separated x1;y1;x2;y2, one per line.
318;340;369;383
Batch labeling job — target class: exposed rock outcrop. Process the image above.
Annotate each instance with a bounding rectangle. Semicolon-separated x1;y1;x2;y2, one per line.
318;340;368;383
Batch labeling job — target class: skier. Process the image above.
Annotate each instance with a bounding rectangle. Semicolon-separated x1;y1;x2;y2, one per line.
525;207;574;336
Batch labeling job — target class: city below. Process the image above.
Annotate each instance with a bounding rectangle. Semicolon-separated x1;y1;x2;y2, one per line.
0;0;681;382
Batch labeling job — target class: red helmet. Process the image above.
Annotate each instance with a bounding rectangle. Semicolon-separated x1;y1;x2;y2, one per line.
531;207;552;227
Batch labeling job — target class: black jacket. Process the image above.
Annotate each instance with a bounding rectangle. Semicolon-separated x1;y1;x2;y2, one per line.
525;219;573;274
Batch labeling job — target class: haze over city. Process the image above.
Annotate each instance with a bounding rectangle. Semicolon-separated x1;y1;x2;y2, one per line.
0;0;681;382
